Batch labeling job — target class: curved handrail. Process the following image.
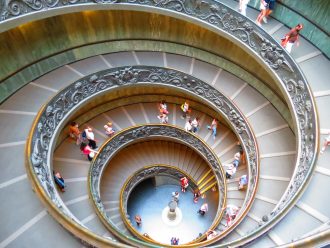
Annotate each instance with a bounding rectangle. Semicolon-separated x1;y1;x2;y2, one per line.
22;1;318;245
89;125;227;246
22;0;319;241
27;65;259;247
277;227;330;248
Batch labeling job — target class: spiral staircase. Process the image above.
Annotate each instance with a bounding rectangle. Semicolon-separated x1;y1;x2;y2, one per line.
0;0;329;247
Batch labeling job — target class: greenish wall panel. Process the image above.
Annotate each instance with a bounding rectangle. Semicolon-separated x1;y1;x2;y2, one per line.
282;0;330;34
248;0;330;58
0;40;293;129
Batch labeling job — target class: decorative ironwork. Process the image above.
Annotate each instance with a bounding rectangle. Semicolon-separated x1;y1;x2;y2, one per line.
119;165;211;243
121;165;196;207
89;126;226;243
27;65;259;246
13;1;317;226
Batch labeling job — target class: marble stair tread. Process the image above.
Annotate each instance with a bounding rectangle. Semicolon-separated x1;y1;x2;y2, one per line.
32;65;81;90
5;213;83;248
67;56;109;76
315;96;330;128
259;155;296;178
0;145;26;184
212;70;246;98
166;53;192;74
191;59;220;84
54;139;88;160
298;173;330;219
271;206;324;244
257;128;296;155
85;217;115;238
247;104;288;135
53;160;89;178
103;107;132;130
232;215;259;234
0;179;44;242
256;179;289;202
135;51;165;67
102;52;138;67
0;114;35;144
233;85;268;115
298;54;330;92
58;181;88;203
67;198;96;221
121;104;148;125
0;83;54;112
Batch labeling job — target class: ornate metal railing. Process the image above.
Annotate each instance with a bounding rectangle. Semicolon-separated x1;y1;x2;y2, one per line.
119;164;210;244
27;65;259;247
88;126;227;246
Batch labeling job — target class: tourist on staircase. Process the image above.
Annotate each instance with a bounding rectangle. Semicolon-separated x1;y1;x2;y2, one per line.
180;177;189;192
206;229;218;240
185;119;193;132
207;118;218;140
53;171;66;192
320;132;330;154
193;189;201;203
172;191;180;202
225;204;240;227
233;151;243;168
159;100;169;114
236;141;246;164
281;23;304;53
171;237;179;245
198;203;209;216
104;122;115;137
191;117;200;133
181;101;190;119
238;175;248;190
225;163;237;179
135;215;142;226
68;121;81;145
239;0;250;16
158;111;168;124
80;143;99;161
83;126;98;149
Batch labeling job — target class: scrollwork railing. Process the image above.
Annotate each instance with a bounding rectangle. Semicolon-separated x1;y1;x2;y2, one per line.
27;65;259;247
119;165;211;244
89;126;227;246
21;0;318;245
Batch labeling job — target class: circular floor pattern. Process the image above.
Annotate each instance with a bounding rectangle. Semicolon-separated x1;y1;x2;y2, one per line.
161;205;183;227
127;180;219;244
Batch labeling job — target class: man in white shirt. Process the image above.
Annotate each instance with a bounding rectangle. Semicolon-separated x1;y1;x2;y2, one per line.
185;119;193;132
84;127;97;149
198;203;208;216
225;163;237;179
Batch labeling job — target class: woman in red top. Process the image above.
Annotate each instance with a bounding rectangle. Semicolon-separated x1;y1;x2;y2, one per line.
80;143;99;161
180;177;189;192
281;24;304;53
